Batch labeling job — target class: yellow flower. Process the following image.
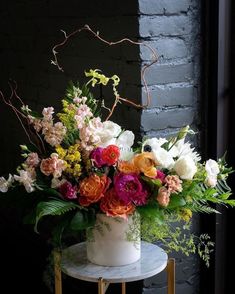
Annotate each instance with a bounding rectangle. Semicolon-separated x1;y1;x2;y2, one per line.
56;146;67;159
179;208;192;222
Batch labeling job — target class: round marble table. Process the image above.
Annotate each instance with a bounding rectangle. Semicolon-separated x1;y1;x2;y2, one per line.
55;241;175;294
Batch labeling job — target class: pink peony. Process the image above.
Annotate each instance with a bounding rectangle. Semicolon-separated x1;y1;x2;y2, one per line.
59;181;77;200
114;173;147;206
90;147;105;168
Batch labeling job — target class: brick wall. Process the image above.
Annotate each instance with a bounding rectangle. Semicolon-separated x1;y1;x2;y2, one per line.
0;0;201;293
139;1;201;293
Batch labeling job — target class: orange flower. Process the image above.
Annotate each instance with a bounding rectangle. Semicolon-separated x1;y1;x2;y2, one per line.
100;188;135;219
132;152;157;178
118;160;140;174
79;174;111;206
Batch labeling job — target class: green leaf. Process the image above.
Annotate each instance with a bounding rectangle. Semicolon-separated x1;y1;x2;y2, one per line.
70;210;96;230
34;199;80;233
168;195;186;209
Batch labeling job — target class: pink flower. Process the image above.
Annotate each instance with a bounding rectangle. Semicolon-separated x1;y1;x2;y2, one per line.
156;187;170;207
164;175;182;193
90;147;105;168
59;181;77;200
114;173;147;206
25;152;40;167
40;154;66;178
155;170;166;183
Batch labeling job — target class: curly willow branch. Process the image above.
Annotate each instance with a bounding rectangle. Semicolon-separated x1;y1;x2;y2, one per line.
51;24;158;119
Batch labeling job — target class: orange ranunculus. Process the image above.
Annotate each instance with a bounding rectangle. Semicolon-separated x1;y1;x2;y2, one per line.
100;188;135;219
79;174;111;206
132;152;157;178
117;160;140;174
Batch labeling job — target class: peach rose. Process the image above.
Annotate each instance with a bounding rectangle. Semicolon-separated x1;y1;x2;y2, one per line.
100;188;135;219
133;152;157;178
79;174;111;206
117;160;140;174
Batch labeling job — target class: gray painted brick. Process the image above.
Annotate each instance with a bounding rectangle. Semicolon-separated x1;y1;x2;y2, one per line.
139;15;192;37
141;107;195;131
140;38;188;61
139;0;192;15
142;83;195;107
144;62;194;85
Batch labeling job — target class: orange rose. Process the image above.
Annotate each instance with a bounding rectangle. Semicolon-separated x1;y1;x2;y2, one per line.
79;174;111;206
132;152;157;178
117;160;140;174
100;188;135;219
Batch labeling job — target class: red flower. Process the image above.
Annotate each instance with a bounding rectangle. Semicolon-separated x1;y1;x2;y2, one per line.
101;145;120;166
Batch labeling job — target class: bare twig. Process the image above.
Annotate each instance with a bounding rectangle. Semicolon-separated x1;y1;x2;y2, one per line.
51;24;158;119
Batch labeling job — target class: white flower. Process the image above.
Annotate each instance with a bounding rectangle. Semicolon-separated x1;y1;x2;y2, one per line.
169;139;201;162
96;121;121;147
205;159;220;187
174;155;197;180
119;147;135;161
152;147;175;169
205;159;220;176
0;174;14;193
142;137;167;152
14;169;36;193
116;130;135;148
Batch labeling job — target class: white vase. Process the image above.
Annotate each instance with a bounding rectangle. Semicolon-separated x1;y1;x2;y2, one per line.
86;213;141;266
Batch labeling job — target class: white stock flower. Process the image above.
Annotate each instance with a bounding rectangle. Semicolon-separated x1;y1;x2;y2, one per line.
0;174;14;192
205;159;220;187
116;130;135;148
14;169;35;193
174;155;197;180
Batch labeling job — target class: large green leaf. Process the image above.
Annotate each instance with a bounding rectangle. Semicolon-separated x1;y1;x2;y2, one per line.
34;199;80;233
70;210;96;230
168;195;186;209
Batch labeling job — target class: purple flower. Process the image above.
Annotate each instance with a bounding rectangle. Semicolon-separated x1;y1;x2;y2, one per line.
114;173;147;206
90;147;105;168
59;181;77;200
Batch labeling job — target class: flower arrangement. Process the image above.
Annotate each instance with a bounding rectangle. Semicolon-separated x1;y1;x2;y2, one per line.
0;69;234;266
0;25;234;267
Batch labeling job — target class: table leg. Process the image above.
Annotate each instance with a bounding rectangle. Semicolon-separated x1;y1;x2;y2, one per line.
121;282;126;294
98;278;110;294
54;249;62;294
167;258;175;294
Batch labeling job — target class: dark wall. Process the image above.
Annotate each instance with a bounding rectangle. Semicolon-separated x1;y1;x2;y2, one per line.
0;1;141;294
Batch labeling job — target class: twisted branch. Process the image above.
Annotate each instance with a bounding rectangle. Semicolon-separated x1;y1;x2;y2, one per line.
51;24;158;119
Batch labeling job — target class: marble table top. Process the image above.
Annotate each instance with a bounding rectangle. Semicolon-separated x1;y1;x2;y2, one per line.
61;241;168;283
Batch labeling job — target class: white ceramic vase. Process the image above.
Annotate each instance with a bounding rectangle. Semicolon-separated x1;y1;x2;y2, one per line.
86;213;141;266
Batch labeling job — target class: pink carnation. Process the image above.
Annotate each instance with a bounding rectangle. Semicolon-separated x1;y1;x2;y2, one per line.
59;181;77;200
114;173;147;206
164;175;182;193
25;152;40;167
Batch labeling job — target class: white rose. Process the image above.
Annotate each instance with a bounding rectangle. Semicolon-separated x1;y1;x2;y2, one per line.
102;121;121;138
152;147;175;169
174;155;197;180
116;130;135;148
205;159;219;177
